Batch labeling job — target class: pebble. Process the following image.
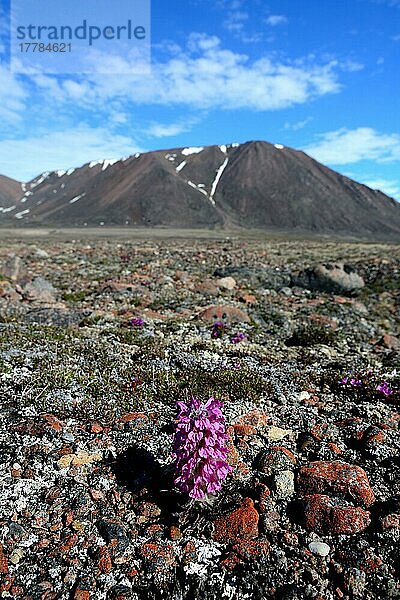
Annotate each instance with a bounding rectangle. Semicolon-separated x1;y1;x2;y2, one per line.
308;541;330;557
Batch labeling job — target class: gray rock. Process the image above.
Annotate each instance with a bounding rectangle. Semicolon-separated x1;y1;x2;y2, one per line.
1;255;25;282
35;248;50;258
273;470;295;498
24;307;91;326
293;262;365;295
23;277;58;303
308;541;330;557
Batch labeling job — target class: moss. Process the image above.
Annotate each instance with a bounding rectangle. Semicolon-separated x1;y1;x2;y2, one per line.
62;290;93;302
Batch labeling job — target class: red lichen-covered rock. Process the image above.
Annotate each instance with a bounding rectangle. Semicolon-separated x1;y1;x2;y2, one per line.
238;293;257;305
232;424;257;436
42;414;64;432
234;410;269;429
233;539;270;560
213;498;259;544
303;494;371;534
297;461;375;506
380;513;400;530
303;494;333;532
259;446;297;475
139;541;177;571
381;333;400;351
73;590;91;600
0;544;9;575
97;546;112;574
330;506;371;534
225;426;239;468
198;305;250;325
119;412;149;424
87;421;103;434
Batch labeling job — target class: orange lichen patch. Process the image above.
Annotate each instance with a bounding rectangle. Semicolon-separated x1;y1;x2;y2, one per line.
226;426;239;468
303;494;371;534
237;293;257;305
127;568;139;579
362;428;386;446
73;590;91;600
297;460;375;507
213;498;259;545
97;546;112;574
0;577;14;594
139;541;176;570
380;513;400;530
328;442;342;455
53;534;78;556
309;313;338;329
270;446;297;464
42;413;64;432
169;526;181;541
87;421;103;434
234;409;269;429
233;539;270;560
362;554;383;573
310;422;330;441
233;424;257;436
0;544;9;575
256;482;272;514
119;412;149;424
220;552;242;571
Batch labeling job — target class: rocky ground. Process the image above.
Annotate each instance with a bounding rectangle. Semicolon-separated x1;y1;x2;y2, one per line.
0;234;399;600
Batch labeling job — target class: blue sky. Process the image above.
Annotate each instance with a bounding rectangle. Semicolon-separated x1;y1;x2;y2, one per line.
0;0;399;199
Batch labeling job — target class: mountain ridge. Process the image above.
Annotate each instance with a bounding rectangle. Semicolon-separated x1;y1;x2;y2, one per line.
1;140;399;239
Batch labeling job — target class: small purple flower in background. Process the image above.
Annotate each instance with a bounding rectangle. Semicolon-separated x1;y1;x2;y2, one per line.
376;382;393;397
173;395;232;500
130;317;145;327
210;321;225;339
231;332;247;344
340;376;362;387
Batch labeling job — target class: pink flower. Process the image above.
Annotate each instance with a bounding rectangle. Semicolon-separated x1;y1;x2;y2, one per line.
172;395;233;500
376;381;393;397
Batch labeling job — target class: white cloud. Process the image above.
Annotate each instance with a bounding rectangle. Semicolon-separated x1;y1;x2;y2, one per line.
147;120;196;138
284;117;312;131
0;125;143;181
304;127;400;165
57;36;341;112
0;67;27;124
361;178;400;198
223;10;248;33
265;15;288;26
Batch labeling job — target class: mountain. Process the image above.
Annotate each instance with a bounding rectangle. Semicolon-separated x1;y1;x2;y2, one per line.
0;175;22;211
1;140;400;238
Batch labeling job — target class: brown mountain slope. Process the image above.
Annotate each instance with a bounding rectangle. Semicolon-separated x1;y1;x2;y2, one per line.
0;141;399;238
0;175;22;209
216;141;400;236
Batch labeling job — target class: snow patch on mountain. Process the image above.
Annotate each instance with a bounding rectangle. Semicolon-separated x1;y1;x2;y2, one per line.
176;161;187;173
182;147;204;156
210;157;229;200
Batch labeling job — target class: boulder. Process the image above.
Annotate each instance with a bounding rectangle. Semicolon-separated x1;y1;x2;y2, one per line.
293;263;365;295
